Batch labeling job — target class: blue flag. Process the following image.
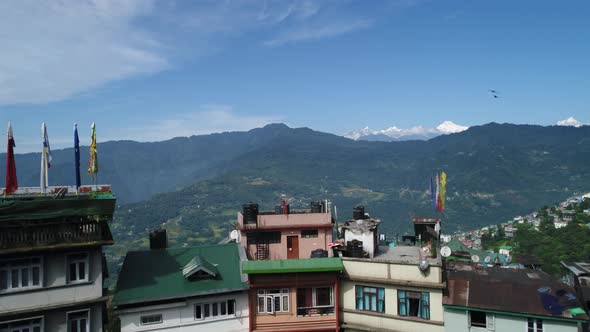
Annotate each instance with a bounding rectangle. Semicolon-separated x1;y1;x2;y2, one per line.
74;123;81;189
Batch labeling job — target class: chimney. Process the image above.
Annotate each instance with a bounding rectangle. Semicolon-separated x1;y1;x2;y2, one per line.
149;229;167;250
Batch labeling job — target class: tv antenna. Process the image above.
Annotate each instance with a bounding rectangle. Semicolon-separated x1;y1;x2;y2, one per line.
471;255;480;263
440;246;451;258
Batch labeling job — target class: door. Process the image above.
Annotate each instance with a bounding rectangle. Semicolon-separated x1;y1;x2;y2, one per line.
287;236;299;259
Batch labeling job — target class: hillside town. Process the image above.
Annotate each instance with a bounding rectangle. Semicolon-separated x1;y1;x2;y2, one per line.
2;182;590;332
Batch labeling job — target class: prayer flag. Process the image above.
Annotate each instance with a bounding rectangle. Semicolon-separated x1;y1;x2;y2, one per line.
5;122;18;194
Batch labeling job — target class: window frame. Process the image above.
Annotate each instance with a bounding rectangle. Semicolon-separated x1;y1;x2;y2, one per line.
66;252;90;284
355;285;385;313
257;288;290;314
140;314;163;326
397;289;430;320
0;257;43;293
195;299;237;320
469;310;495;330
301;229;319;238
66;309;90;332
0;316;44;332
527;318;543;332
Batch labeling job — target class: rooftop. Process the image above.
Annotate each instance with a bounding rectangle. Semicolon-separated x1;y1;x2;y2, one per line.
113;243;248;307
242;257;343;274
562;262;590;276
342;245;441;266
444;263;589;322
412;217;441;224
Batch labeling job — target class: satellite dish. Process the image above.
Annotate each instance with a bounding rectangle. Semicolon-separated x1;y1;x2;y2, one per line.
505;255;512;264
419;259;430;272
440;246;451;258
484;256;492;263
229;230;239;241
471;255;480;263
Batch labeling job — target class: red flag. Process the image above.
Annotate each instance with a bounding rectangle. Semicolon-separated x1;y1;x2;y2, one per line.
436;173;443;212
282;198;288;215
5;122;18;194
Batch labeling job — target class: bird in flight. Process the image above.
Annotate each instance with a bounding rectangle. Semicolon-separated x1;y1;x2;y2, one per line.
489;90;499;99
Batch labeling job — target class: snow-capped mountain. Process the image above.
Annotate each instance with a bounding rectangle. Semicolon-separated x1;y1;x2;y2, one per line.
557;117;587;127
345;121;469;141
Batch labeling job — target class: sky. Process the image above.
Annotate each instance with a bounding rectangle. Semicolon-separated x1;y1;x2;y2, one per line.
0;0;589;152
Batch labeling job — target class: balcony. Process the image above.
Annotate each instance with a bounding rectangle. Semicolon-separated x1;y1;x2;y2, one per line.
0;220;113;254
296;305;335;316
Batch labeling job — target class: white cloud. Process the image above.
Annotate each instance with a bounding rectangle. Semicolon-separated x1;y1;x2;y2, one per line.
263;19;373;47
121;104;285;142
0;0;168;105
557;117;587;127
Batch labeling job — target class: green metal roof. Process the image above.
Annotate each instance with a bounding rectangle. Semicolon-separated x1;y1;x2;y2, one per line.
113;243;247;307
243;257;343;274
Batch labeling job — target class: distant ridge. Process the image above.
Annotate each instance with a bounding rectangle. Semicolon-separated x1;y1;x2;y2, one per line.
344;121;468;141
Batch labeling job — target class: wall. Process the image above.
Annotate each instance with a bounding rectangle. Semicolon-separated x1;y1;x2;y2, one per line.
0;303;103;332
0;247;104;314
342;259;443;285
340;279;444;332
118;292;249;332
443;307;580;332
244;227;332;260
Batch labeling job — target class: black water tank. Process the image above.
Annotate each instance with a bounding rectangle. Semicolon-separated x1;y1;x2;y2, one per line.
310;201;322;213
149;229;167;250
353;206;365;220
347;239;364;258
310;249;329;258
243;203;258;223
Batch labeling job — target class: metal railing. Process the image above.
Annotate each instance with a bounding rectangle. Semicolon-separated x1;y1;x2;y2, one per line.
296;306;335;316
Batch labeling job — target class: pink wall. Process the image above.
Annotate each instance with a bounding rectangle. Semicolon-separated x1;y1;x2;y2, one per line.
243;227;333;260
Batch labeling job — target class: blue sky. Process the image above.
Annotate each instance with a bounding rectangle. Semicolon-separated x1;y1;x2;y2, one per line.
1;0;589;152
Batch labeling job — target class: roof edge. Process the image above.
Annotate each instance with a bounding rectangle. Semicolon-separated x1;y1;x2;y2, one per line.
443;304;588;323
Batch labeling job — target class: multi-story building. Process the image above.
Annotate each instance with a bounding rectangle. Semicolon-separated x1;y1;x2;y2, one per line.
113;234;250;332
0;185;116;332
338;212;445;332
237;201;342;332
443;263;588;332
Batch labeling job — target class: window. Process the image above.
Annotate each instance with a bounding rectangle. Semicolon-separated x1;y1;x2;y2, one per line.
257;288;289;313
301;229;318;238
398;290;429;319
527;318;543;332
247;232;281;245
140;314;162;326
0;318;43;332
0;258;42;293
470;311;494;330
67;310;89;332
67;253;89;283
355;286;385;313
195;300;236;320
297;287;334;316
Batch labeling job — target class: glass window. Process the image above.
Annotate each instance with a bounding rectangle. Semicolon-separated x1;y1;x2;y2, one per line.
398;290;429;319
67;310;89;332
220;301;227;315
212;303;218;316
257;289;289;313
0;258;43;293
0;318;42;332
195;300;236;320
470;311;487;328
355;286;384;313
140;314;162;325
195;304;202;319
67;253;89;284
528;318;543;332
228;299;235;315
301;229;319;238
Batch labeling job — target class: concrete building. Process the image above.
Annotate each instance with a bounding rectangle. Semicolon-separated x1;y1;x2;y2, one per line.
0;185;116;332
113;241;249;332
236;202;334;260
443;263;588;332
562;261;590;313
338;211;444;332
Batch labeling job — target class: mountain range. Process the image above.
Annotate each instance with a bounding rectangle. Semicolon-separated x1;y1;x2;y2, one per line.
3;123;590;264
344;121;469;141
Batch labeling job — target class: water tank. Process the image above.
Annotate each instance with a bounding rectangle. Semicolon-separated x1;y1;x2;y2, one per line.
353;206;365;220
347;239;364;258
149;229;167;250
242;203;259;223
310;249;328;258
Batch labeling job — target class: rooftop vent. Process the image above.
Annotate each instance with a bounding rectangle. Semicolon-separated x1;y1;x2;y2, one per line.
183;256;218;280
243;203;259;223
149;229;167;250
353;206;366;220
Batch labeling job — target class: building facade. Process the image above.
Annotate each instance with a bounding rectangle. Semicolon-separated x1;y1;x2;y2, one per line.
113;241;250;332
0;185;116;332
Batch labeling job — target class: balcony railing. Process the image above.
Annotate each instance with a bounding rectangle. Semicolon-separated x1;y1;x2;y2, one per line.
296;305;335;317
0;220;113;252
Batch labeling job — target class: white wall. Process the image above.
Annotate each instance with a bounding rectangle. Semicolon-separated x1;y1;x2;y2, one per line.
1;248;104;313
118;292;249;332
443;307;580;332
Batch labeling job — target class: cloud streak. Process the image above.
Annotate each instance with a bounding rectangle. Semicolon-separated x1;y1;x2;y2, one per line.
263;19;373;47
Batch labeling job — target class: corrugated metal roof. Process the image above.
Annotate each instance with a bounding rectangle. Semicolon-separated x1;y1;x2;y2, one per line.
113;243;247;307
243;257;343;274
443;263;589;322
